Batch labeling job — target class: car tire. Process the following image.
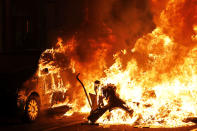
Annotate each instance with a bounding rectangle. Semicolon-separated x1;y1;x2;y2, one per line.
24;94;40;122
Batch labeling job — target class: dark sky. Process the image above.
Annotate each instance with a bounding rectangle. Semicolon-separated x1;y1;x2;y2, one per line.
48;0;155;42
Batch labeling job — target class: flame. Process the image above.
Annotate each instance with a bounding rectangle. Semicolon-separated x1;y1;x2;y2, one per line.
31;0;197;128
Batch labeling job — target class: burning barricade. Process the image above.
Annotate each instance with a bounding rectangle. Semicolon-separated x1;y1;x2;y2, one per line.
76;73;134;124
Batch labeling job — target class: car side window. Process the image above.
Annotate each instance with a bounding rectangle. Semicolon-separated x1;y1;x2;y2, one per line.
44;73;53;93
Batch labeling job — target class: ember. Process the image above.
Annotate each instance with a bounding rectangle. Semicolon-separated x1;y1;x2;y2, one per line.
33;0;197;128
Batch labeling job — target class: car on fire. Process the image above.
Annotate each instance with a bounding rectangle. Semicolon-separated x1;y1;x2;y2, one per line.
17;68;68;122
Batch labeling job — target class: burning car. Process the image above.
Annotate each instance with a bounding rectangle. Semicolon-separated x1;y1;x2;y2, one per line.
16;38;75;122
17;68;68;122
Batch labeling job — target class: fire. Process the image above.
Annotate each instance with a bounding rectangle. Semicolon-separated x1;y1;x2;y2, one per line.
95;27;197;127
32;0;197;128
192;25;197;41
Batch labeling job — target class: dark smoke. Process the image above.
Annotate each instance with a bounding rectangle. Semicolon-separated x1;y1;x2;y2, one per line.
73;0;155;67
150;0;197;47
42;0;156;107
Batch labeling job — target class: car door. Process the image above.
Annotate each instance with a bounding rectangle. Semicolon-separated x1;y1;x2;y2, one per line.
50;73;67;107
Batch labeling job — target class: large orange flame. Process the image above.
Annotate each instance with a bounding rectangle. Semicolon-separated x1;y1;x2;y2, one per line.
33;0;197;127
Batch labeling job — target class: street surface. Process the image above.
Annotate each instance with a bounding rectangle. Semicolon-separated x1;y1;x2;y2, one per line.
1;112;197;131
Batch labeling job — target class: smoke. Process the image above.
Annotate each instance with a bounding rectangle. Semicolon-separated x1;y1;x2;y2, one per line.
106;0;155;47
151;0;197;71
150;0;197;47
40;0;156;108
71;0;155;69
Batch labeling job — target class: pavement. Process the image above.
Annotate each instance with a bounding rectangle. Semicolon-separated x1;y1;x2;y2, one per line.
1;112;197;131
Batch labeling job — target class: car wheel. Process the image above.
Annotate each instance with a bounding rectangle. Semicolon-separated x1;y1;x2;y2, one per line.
24;95;40;122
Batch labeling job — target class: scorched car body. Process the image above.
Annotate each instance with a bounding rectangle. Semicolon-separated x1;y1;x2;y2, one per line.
17;70;67;122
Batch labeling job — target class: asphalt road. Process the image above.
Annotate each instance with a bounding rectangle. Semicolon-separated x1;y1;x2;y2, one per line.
1;112;197;131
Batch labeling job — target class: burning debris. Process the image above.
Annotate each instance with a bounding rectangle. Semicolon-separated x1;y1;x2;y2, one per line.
76;74;134;124
19;0;197;128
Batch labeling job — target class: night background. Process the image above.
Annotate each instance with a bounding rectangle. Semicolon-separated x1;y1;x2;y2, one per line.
1;0;197;130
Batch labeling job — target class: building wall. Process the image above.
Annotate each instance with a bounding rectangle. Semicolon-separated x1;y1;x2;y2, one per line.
45;0;85;48
0;0;86;52
0;0;2;52
12;0;46;50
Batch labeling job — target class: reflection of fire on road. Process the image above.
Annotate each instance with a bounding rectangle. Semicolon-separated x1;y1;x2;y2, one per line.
31;0;197;127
